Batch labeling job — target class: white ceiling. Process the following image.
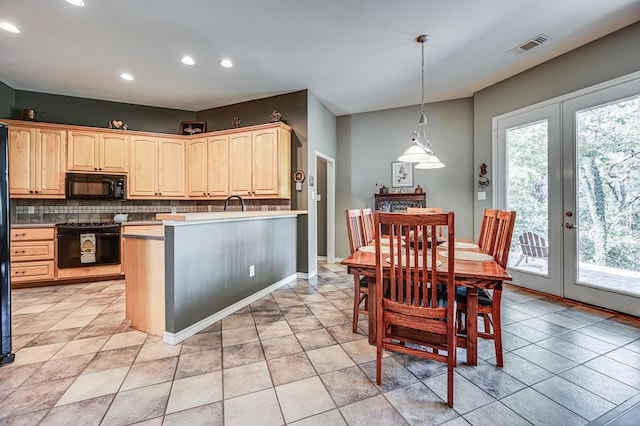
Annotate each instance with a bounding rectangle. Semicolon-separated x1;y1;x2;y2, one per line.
1;1;639;116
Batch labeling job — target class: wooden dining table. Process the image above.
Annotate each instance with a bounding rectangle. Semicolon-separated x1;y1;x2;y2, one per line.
341;241;511;366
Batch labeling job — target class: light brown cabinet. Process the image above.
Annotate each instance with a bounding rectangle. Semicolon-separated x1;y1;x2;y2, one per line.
67;130;128;173
129;136;185;198
8;125;65;198
229;126;290;199
187;135;229;198
10;227;56;283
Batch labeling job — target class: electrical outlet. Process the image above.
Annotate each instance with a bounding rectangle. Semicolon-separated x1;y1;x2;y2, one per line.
28;206;35;214
249;265;255;277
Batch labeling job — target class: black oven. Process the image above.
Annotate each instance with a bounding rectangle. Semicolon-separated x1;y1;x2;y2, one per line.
56;223;121;269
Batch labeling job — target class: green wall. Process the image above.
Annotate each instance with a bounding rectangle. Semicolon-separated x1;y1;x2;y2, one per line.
0;81;15;119
9;90;195;134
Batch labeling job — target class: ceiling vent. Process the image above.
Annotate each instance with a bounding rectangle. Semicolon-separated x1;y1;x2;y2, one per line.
510;34;552;55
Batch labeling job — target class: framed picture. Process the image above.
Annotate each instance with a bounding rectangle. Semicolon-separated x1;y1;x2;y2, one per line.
180;121;207;136
391;162;413;187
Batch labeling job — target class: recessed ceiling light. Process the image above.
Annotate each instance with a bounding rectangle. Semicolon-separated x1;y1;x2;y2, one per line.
120;73;134;81
0;21;20;34
65;0;86;6
219;58;233;68
180;56;195;66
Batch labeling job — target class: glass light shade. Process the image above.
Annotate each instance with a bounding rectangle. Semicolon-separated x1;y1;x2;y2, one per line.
398;144;432;163
415;156;445;169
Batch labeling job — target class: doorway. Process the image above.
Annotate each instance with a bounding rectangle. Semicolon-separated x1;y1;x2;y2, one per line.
495;75;640;316
315;152;336;263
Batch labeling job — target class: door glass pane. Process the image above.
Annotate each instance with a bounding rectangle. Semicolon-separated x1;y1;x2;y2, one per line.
506;120;549;275
576;95;640;294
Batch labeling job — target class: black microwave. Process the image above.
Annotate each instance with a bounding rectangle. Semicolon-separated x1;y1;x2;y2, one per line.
66;173;126;199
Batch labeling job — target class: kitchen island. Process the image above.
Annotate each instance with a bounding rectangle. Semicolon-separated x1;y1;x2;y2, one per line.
123;210;307;344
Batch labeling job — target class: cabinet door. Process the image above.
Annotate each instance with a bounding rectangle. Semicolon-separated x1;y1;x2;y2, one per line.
67;131;99;171
208;135;229;197
36;129;65;196
252;128;279;195
8;126;35;195
158;138;185;197
229;132;252;196
101;133;128;173
187;138;208;197
130;137;158;196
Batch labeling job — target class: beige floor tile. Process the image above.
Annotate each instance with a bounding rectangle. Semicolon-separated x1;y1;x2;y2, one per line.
56;366;130;406
224;388;284;426
175;348;222;379
256;319;294;340
165;371;223;414
120;356;178;391
289;409;347;426
13;302;57;314
135;340;182;363
222;325;259;347
48;313;98;331
23;353;94;386
223;360;273;399
341;338;379;364
163;402;223;426
49;300;86;312
268;352;316;386
221;312;255;330
66;304;108;318
40;394;114;426
340;394;409;426
12;342;66;366
275;376;336;423
306;344;355;374
51;335;109;359
101;330;148;351
0;377;74;420
102;382;171;425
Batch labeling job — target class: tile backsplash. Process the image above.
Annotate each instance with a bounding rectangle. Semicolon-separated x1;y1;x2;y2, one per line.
11;198;291;224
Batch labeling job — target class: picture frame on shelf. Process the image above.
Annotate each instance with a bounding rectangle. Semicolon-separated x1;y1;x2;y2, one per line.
391;161;413;187
180;121;207;136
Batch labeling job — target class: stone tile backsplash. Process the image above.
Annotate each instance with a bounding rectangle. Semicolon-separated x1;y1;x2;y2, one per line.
11;198;291;224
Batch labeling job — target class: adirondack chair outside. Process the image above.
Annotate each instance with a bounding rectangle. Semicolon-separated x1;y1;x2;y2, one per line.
515;231;548;266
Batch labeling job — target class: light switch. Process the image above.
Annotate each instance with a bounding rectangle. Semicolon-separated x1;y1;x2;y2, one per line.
477;191;486;201
296;182;302;191
317;194;322;202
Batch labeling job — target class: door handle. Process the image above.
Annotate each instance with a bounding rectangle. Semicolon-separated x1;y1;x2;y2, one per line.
565;223;576;229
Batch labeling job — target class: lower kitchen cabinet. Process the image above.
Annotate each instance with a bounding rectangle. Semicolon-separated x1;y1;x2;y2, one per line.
10;227;56;284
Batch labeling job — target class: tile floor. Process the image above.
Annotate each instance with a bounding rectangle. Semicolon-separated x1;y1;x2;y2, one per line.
2;261;640;425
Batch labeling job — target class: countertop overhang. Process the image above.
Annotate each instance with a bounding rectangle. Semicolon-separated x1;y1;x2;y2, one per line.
156;210;308;225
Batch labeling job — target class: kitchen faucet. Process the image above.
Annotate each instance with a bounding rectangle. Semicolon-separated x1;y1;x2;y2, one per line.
224;195;246;211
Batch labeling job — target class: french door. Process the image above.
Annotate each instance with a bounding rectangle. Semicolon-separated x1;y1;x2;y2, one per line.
496;76;640;316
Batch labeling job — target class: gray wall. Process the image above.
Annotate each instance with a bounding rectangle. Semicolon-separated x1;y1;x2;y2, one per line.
336;98;474;259
0;81;15;119
11;90;195;134
165;217;297;333
307;92;337;272
473;21;640;235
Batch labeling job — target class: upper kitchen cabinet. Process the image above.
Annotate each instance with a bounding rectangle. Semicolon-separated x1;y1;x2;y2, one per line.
67;130;128;173
9;125;66;198
229;124;291;199
129;136;185;198
187;135;229;199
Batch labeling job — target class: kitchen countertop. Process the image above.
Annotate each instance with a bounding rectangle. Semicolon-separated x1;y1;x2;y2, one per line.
11;221;162;228
156;210;308;222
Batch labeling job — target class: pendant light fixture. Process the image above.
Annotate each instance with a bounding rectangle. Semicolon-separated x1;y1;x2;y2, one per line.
398;35;444;168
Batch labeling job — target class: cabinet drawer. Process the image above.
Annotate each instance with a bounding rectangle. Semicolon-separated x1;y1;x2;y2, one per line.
10;227;55;241
11;260;55;282
10;241;55;262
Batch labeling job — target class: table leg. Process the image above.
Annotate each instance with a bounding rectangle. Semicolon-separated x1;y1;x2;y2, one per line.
368;276;377;344
466;287;478;366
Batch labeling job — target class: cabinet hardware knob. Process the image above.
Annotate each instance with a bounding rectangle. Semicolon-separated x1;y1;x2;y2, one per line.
15;233;26;237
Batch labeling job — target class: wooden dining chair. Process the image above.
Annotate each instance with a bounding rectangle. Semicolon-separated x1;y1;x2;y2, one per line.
345;208;369;332
458;209;516;367
361;208;375;245
375;211;457;407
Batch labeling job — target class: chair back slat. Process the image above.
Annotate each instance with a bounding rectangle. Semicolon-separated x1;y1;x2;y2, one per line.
490;210;517;269
406;207;444;239
478;209;499;253
345;209;366;254
361;208;375;244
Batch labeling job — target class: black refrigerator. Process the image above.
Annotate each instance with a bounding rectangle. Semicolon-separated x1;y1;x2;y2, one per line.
0;122;14;364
